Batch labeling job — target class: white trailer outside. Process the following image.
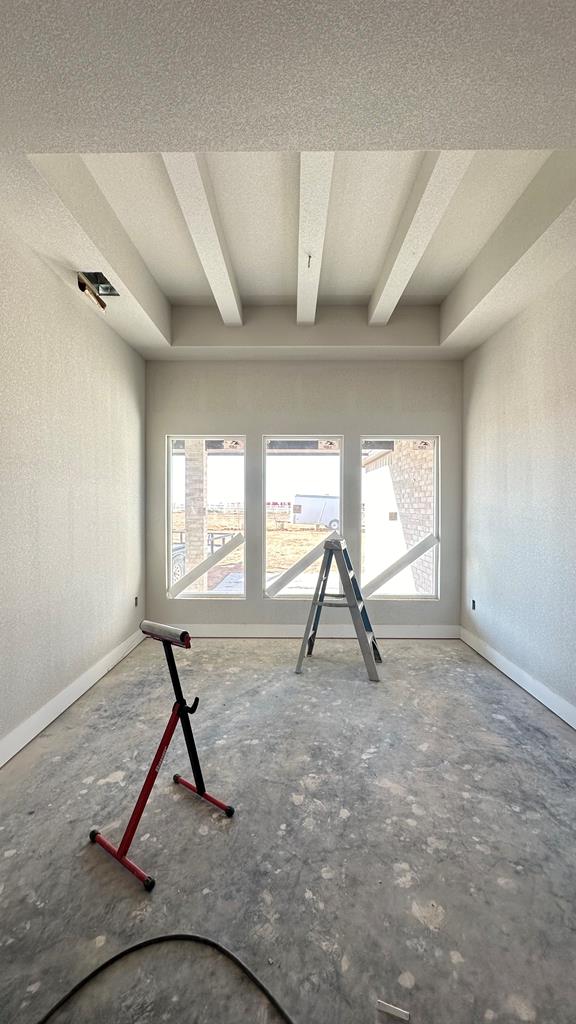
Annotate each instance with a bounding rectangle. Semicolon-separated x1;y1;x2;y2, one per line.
292;493;340;530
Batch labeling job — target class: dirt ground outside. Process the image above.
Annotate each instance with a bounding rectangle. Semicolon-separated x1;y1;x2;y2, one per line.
172;509;339;574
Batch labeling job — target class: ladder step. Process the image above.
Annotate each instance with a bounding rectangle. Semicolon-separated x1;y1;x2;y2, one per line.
318;594;365;611
316;600;355;608
296;535;381;683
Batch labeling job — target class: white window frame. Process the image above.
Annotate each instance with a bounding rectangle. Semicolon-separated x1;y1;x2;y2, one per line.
360;435;440;601
166;434;247;600
262;434;344;600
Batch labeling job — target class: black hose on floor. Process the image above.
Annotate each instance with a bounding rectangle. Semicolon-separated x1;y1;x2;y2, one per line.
32;933;298;1024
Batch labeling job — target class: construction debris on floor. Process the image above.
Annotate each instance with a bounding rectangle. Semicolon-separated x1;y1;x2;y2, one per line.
1;639;575;1024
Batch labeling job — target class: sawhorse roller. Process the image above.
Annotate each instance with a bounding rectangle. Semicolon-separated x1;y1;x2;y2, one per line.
89;620;234;891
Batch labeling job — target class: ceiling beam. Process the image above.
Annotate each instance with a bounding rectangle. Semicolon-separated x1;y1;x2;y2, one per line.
441;151;576;349
368;151;474;325
297;151;335;324
26;153;172;352
162;153;242;326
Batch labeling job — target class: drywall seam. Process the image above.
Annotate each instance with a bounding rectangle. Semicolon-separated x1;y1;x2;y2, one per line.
180;624;460;639
460;628;576;730
0;631;144;768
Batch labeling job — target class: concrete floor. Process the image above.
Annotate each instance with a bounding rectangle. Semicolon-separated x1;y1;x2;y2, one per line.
0;638;575;1024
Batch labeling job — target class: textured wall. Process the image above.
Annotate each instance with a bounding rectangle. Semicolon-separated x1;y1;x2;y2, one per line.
0;224;145;741
462;283;576;706
146;359;462;630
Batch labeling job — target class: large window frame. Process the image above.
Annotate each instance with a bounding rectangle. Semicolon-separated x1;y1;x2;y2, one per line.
163;433;440;603
166;434;247;600
262;435;344;600
360;435;440;601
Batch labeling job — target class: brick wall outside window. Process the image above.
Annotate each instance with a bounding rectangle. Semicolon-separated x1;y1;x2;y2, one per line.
372;440;436;594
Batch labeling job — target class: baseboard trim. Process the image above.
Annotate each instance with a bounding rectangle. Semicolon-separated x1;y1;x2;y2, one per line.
0;630;144;768
181;623;461;639
460;627;576;730
6;625;570;767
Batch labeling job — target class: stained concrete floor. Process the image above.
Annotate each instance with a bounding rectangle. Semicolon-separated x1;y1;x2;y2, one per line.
1;638;575;1024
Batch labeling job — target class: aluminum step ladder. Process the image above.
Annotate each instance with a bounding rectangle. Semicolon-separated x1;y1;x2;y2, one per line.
295;536;382;682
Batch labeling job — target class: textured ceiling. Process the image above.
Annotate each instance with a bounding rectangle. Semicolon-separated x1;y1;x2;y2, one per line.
74;149;553;310
204;152;299;304
3;2;576;361
1;2;576;152
2;145;576;360
82;153;212;303
319;151;423;303
403;151;552;303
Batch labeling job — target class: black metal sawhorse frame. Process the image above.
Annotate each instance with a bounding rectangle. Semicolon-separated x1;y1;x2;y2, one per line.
89;620;234;891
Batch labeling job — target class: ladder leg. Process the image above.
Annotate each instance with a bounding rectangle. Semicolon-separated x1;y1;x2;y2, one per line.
343;548;383;664
357;597;383;664
334;548;381;682
350;602;381;682
295;549;331;673
307;549;332;656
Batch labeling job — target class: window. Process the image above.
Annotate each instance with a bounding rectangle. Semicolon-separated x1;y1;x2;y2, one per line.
264;438;342;597
361;438;438;597
168;437;245;597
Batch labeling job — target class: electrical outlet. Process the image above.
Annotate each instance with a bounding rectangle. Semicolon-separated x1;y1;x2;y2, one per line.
134;596;138;608
471;599;476;610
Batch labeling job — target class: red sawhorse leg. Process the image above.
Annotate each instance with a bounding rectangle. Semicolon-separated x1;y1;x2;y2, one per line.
90;622;234;891
90;704;180;891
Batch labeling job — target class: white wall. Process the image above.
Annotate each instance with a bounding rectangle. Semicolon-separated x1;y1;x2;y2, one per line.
462;280;576;715
0;224;145;756
146;359;462;634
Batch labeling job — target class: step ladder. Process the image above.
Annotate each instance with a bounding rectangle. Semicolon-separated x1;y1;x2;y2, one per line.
295;536;382;682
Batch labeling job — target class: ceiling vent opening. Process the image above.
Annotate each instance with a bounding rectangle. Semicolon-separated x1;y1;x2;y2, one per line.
79;271;119;297
77;271;119;312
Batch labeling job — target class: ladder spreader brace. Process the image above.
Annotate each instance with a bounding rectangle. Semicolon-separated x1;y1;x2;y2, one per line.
89;620;234;891
295;536;382;682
